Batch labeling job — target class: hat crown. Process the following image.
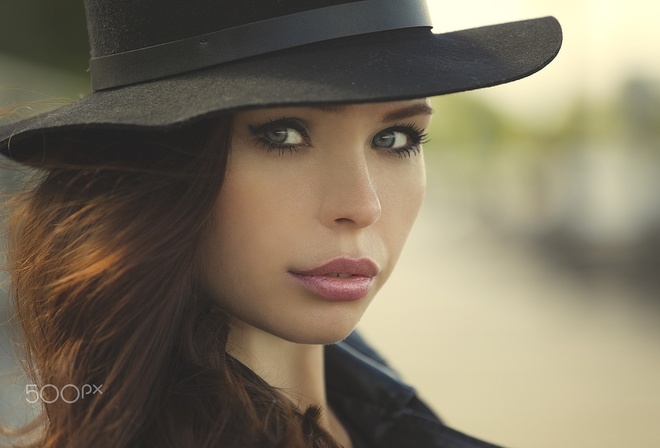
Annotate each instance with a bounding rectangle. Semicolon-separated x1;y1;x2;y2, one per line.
85;0;361;57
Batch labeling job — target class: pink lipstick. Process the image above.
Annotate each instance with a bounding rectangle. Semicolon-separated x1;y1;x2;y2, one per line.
288;257;379;301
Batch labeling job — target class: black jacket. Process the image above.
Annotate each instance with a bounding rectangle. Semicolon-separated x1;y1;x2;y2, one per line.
325;332;504;448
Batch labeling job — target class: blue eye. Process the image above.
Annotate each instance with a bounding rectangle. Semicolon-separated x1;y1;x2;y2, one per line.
262;127;305;146
373;130;411;149
249;118;310;155
373;124;429;158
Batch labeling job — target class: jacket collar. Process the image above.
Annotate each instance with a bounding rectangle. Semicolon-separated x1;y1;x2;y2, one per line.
325;332;503;448
325;332;416;417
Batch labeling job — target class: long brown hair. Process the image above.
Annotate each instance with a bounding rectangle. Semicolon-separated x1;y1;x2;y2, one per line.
4;116;340;447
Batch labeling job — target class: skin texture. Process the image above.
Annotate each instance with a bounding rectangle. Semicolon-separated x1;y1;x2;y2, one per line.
202;99;433;445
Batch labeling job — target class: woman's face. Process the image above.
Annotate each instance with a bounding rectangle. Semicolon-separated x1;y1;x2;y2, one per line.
204;100;432;344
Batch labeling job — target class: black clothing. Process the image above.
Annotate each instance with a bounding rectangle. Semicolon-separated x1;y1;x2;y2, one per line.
325;332;503;448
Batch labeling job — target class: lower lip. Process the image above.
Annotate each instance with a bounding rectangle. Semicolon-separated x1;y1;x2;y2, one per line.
288;273;373;301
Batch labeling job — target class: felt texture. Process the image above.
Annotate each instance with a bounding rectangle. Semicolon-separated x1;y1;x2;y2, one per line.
0;1;562;161
86;0;360;55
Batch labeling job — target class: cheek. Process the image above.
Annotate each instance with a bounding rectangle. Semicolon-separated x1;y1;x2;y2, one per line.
378;160;426;264
203;159;309;296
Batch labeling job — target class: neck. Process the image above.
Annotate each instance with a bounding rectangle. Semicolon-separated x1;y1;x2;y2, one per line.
226;320;352;447
228;320;327;411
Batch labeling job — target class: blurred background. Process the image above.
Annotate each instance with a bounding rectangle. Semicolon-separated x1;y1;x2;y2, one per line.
1;1;659;447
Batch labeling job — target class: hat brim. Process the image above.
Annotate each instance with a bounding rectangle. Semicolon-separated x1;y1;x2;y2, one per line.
0;17;561;161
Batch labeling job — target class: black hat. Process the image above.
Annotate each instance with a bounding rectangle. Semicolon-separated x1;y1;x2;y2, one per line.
0;0;562;161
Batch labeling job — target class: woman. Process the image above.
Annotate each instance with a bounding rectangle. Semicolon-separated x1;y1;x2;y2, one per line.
0;0;562;447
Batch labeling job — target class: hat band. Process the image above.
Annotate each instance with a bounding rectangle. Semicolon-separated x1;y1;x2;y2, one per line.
89;0;432;92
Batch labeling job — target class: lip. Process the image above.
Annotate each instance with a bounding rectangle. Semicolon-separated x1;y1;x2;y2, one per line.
288;257;379;301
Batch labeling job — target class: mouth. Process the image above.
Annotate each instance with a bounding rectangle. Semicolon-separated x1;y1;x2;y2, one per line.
326;273;356;278
288;257;379;301
291;257;379;278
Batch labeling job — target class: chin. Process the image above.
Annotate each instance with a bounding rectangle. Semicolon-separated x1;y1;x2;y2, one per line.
295;329;356;346
273;313;364;346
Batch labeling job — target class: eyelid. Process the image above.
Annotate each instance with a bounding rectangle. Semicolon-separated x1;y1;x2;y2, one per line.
380;123;429;144
248;117;310;136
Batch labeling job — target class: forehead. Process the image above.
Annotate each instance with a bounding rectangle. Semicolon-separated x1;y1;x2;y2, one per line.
236;99;434;122
315;100;433;117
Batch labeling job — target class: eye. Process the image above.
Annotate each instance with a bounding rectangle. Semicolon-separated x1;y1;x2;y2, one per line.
249;118;311;155
262;127;304;146
372;124;429;158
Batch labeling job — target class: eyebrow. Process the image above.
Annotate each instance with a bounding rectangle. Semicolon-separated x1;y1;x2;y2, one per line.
312;102;434;122
381;102;434;122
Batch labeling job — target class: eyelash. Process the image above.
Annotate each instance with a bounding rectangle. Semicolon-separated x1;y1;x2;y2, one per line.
248;118;429;157
385;123;430;158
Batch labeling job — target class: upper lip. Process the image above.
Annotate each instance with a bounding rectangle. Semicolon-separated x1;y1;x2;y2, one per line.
291;257;379;278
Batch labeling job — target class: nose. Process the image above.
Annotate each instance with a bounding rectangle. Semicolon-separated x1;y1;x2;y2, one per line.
317;151;382;230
